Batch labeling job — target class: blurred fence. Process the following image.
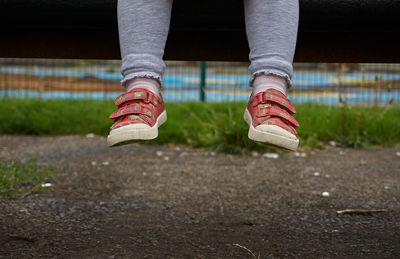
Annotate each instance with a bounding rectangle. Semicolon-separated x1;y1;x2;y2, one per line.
1;58;399;105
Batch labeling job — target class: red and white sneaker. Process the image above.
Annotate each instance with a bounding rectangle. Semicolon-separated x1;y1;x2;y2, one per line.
244;89;299;151
107;88;167;147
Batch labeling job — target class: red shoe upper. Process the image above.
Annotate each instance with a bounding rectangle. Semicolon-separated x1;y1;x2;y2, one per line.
109;88;165;130
247;89;299;137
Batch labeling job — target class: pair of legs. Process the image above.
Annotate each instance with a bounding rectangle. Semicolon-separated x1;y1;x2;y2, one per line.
109;0;300;150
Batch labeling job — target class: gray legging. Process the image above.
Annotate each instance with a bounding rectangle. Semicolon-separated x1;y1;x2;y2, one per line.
118;0;299;87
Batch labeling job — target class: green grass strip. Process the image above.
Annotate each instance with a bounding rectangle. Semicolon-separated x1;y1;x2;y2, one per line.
0;98;399;153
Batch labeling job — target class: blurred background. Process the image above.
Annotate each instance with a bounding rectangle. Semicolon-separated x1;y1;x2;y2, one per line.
1;59;399;105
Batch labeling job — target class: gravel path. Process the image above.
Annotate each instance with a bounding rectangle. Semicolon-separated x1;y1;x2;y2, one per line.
1;135;399;258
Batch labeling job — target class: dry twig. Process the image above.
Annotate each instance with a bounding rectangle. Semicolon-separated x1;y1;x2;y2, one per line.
233;243;260;259
336;209;387;215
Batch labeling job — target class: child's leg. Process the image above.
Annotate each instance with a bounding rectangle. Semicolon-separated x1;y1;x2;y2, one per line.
107;0;173;147
244;0;299;93
118;0;173;94
243;0;300;151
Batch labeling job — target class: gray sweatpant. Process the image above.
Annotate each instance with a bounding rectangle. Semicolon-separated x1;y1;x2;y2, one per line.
118;0;299;87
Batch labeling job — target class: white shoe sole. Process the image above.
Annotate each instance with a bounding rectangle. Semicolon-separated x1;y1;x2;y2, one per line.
107;110;167;147
244;109;299;151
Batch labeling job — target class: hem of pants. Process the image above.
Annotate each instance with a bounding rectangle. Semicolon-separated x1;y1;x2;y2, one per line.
249;70;293;88
120;72;163;89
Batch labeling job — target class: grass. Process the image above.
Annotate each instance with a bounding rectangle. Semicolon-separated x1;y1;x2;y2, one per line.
0;158;58;198
0;98;399;154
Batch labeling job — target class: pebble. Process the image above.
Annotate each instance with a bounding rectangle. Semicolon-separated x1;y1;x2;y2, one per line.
179;152;188;157
102;161;110;166
329;141;338;147
156;151;163;157
86;133;95;138
322;191;330;197
263;153;279;159
42;183;53;188
91;161;97;166
175;147;181;151
294;152;307;157
210;152;216;156
163;156;170;161
396;152;400;156
384;185;390;190
251;151;260;157
313;172;320;176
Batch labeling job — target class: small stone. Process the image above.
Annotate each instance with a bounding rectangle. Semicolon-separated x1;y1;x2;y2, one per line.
102;161;110;166
384;186;390;190
396;152;400;156
322;192;330;197
262;153;279;159
329;141;338;147
156;151;163;157
175;147;181;151
41;183;52;188
179;152;188;157
163;156;170;161
86;133;95;138
251;151;260;157
210;152;216;156
183;170;189;174
360;160;367;165
300;215;309;221
294;152;307;157
91;161;97;166
313;172;320;176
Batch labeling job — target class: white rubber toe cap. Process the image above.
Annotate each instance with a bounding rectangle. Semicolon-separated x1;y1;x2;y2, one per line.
110;123;151;134
255;124;297;140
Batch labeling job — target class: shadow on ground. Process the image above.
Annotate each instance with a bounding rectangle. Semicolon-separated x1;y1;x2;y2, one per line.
0;135;399;258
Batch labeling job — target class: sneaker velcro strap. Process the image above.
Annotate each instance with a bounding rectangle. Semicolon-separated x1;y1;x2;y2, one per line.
256;106;299;128
262;118;298;137
253;90;296;114
109;103;154;120
114;89;160;106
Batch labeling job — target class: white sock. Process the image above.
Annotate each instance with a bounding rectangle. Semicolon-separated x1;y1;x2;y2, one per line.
126;77;161;95
252;74;288;96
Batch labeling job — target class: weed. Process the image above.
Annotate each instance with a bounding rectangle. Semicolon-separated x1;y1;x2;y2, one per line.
0;158;58;198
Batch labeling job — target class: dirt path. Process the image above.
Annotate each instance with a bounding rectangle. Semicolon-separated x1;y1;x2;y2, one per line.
0;135;399;258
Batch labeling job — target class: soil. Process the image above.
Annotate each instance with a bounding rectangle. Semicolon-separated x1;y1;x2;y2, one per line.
0;135;399;258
